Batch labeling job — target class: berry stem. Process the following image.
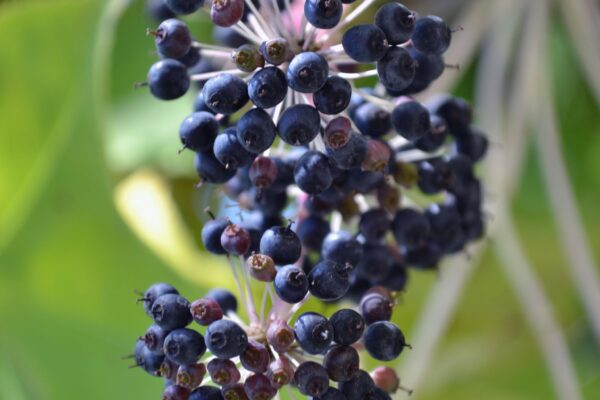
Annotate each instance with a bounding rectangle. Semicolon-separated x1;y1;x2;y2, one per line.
320;0;379;43
226;255;253;322
190;69;248;82
238;255;260;325
336;69;379;80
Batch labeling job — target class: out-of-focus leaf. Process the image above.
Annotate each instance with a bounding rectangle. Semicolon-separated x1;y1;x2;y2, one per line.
0;1;198;399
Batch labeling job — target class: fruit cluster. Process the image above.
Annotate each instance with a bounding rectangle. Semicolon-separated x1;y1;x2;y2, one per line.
131;0;489;399
133;282;412;399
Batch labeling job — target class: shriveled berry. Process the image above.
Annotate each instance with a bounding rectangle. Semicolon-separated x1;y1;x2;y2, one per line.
240;340;270;373
191;298;223;325
207;358;241;386
259;38;292;65
163;384;191;400
266;356;294;389
266;320;295;353
246;253;276;282
211;0;245;27
244;373;277;400
176;363;207;389
232;44;264;72
220;223;251;255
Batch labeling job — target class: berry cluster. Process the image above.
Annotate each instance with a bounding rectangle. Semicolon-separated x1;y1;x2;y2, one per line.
132;0;489;399
132;282;412;399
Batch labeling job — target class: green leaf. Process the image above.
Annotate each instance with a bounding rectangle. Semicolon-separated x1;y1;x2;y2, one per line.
0;1;195;398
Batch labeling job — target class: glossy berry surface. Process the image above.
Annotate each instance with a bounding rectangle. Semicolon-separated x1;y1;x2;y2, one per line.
342;24;389;63
154;19;192;59
304;0;343;29
148;59;190;100
286;52;329;93
364;321;407;361
202;73;248;115
274;265;308;303
150;293;193;331
205;319;248;359
375;2;415;45
412;15;452;55
164;328;206;365
259;226;301;265
179;111;219;152
277;104;321;146
294;312;333;355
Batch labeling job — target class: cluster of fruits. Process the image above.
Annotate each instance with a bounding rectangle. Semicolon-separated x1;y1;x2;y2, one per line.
130;0;489;399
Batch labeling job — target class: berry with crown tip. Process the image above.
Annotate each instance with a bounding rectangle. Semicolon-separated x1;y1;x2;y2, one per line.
277;104;321;146
259;38;292;65
205;319;248;359
260;225;302;265
151;294;193;331
267;356;294;389
190;298;223;326
203;73;249;115
143;323;170;354
244;373;277;399
220;223;251;255
236;108;278;153
203;295;238;324
266;320;295;353
286;52;329;93
294;361;330;397
246;253;276;282
162;384;191;400
164;328;206;365
304;0;343;29
211;0;245;27
232;44;265;72
176;363;207;389
240;339;270;373
248;66;287;108
207;358;241;386
274;265;308;303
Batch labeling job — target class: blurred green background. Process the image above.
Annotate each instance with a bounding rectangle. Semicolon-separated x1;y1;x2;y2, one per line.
0;0;599;399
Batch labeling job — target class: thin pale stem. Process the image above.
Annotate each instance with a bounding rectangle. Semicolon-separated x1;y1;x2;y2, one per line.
336;69;379;80
238;255;260;325
190;69;247;81
320;0;378;43
226;255;252;321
